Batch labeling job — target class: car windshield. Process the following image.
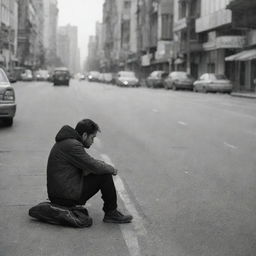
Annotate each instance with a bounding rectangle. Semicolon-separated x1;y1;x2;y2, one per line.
90;72;99;75
211;74;227;80
119;71;135;78
0;70;9;83
173;72;191;79
55;70;69;75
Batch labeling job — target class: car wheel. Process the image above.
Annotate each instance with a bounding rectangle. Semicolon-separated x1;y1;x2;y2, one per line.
193;87;197;92
202;87;207;93
4;117;13;126
172;84;177;90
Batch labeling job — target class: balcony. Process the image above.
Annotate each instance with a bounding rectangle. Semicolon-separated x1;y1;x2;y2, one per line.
180;40;202;53
196;9;232;33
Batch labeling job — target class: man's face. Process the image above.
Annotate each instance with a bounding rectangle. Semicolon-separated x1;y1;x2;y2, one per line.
82;131;97;148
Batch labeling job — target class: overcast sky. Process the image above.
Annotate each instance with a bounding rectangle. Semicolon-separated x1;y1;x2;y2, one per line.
58;0;104;64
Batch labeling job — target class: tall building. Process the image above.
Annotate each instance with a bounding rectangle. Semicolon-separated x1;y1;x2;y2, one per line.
57;30;70;68
58;25;80;73
43;0;58;68
0;0;19;69
173;0;202;78
17;0;38;68
86;35;98;71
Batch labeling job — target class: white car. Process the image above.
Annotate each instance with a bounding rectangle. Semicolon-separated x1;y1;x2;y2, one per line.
193;73;232;93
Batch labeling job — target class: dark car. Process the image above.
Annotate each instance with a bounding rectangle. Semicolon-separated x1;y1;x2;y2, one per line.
146;71;168;88
53;67;70;86
0;68;16;126
115;71;139;87
6;70;17;83
164;71;195;90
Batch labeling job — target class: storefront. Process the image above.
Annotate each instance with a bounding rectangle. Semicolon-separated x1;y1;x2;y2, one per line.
225;48;256;92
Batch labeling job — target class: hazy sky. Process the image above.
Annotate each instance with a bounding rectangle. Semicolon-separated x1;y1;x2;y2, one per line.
58;0;104;64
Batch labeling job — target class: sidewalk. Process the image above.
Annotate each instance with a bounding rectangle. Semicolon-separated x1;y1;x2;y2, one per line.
231;92;256;99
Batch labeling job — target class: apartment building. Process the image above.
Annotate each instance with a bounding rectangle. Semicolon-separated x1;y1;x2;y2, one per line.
225;0;256;91
195;0;246;80
0;0;18;69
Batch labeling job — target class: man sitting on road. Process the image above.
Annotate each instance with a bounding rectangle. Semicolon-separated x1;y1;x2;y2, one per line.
47;118;133;225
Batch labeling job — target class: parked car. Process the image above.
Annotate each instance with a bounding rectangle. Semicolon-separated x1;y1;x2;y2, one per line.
0;68;16;126
13;67;25;81
103;73;113;83
35;69;50;81
146;71;168;88
6;70;17;83
115;71;139;87
88;71;100;82
21;69;33;81
98;73;105;83
52;67;70;86
164;71;195;90
193;73;233;93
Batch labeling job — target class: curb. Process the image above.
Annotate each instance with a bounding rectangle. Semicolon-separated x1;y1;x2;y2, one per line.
231;93;256;99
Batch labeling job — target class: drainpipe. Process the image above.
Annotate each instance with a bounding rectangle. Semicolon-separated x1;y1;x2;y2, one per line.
186;0;191;75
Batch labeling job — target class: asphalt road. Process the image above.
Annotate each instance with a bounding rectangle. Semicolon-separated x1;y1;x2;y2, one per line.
0;79;256;256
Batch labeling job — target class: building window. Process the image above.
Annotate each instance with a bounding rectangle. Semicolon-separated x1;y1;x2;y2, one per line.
179;1;186;19
161;14;173;40
124;1;131;9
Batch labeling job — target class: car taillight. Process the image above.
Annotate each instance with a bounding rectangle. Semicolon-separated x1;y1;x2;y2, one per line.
4;90;15;101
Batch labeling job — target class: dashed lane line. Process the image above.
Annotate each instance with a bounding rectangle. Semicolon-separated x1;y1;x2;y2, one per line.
178;121;188;126
224;142;238;150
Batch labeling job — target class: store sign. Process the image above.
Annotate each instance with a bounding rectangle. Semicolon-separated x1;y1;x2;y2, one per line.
141;54;152;66
155;41;173;59
216;36;245;49
174;18;187;32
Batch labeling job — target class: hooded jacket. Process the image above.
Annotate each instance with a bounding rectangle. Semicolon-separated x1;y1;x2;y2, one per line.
47;125;115;202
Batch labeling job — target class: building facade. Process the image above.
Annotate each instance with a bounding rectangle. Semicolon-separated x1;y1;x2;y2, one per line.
0;0;19;70
43;0;58;68
225;0;256;92
58;24;80;73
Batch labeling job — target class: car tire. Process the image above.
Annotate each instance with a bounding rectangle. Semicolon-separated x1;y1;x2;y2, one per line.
202;87;207;93
172;84;177;90
4;117;13;126
193;87;197;92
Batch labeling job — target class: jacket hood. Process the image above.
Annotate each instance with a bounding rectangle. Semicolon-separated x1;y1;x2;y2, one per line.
55;125;82;143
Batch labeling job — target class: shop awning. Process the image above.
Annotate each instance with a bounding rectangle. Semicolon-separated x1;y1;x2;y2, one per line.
225;49;256;61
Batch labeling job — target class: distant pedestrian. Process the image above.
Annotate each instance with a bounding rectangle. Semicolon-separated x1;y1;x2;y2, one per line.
47;119;132;225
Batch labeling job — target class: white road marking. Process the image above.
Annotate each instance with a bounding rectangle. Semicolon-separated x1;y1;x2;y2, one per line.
178;121;188;126
100;153;147;256
224;142;238;150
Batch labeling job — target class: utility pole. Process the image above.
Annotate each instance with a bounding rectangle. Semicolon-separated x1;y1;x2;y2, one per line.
186;0;191;75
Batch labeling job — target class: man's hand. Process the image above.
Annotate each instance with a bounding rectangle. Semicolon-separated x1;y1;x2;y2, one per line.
112;168;118;176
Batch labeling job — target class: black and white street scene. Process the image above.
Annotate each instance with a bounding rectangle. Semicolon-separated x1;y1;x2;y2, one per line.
0;0;256;256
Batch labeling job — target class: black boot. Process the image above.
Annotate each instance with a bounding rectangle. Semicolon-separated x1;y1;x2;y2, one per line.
103;209;133;224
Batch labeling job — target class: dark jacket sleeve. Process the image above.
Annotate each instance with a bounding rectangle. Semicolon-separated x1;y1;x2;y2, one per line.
63;140;115;175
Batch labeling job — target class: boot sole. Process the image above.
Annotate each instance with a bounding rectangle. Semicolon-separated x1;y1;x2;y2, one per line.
103;217;133;224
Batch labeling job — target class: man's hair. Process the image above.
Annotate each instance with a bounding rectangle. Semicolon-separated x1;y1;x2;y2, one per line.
75;119;101;136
